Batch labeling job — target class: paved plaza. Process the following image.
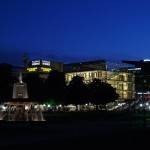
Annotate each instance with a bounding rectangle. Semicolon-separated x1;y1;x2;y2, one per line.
0;119;149;149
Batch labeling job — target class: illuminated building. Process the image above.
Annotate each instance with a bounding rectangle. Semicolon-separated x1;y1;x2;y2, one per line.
64;60;135;100
64;60;106;72
26;59;63;78
122;59;150;99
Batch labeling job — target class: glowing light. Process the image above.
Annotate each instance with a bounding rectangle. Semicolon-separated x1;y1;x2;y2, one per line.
27;67;37;72
140;104;143;107
144;59;150;62
41;67;51;72
128;68;141;70
42;60;50;66
0;105;6;111
137;92;150;94
32;60;40;66
34;105;37;109
25;106;29;110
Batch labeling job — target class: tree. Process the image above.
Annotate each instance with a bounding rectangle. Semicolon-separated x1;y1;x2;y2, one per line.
45;70;66;105
87;78;119;105
66;76;88;105
0;63;14;99
23;72;44;100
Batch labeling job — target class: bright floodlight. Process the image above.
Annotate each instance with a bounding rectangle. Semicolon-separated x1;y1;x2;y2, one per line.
140;104;143;107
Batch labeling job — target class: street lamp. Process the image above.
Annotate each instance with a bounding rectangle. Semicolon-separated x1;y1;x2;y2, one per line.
140;102;147;127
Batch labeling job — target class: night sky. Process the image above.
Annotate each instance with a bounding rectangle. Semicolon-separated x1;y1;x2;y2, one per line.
1;0;150;66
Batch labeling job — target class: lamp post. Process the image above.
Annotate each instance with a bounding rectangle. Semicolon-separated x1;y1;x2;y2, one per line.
143;103;146;128
140;102;148;128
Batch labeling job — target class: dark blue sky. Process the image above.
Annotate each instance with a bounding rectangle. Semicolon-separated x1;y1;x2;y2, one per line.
1;0;150;66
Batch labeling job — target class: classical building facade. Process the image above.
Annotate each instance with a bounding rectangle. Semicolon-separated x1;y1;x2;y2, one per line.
65;60;135;100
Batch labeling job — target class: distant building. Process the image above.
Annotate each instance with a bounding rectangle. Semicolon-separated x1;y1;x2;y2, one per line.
65;60;135;100
122;59;150;99
64;59;106;72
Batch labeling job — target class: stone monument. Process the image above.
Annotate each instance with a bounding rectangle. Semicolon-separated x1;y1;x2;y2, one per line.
0;72;45;121
12;72;28;99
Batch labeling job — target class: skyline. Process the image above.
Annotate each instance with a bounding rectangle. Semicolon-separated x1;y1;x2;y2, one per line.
1;0;150;66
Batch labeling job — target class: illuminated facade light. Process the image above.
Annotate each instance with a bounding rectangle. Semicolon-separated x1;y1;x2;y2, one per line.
137;92;150;95
143;59;150;62
41;67;51;72
128;68;141;71
42;60;50;66
32;60;40;66
31;60;51;66
27;67;37;72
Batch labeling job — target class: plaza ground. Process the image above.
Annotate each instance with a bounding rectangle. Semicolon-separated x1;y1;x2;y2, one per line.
0;111;150;149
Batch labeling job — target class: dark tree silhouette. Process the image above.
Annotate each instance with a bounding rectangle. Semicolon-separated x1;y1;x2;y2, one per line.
0;63;14;100
45;70;66;105
87;78;119;105
66;76;88;105
23;72;44;100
